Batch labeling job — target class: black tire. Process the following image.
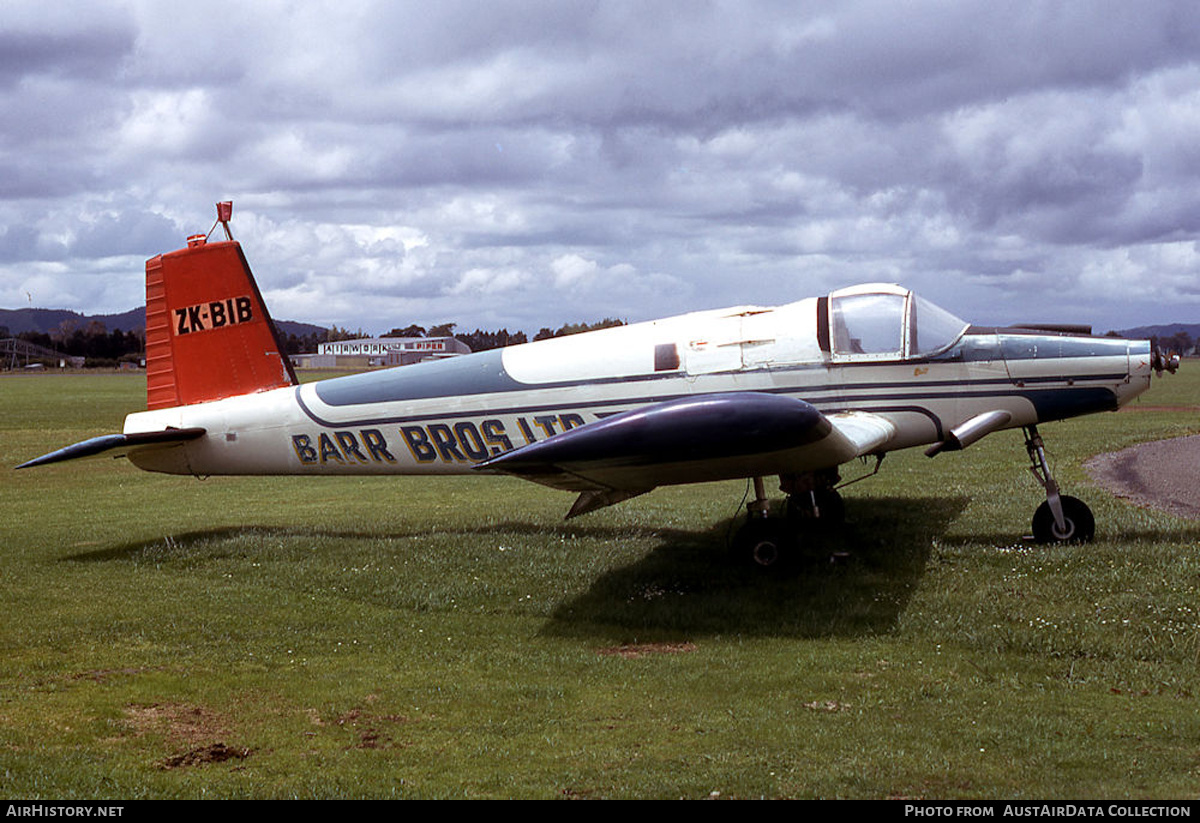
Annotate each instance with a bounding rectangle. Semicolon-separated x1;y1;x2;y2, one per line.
1031;496;1095;544
733;519;797;569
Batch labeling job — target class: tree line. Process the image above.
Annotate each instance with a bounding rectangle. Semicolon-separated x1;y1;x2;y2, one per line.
4;320;145;366
1150;331;1195;356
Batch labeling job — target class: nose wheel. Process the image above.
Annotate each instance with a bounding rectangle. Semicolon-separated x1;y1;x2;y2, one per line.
1031;495;1094;543
1024;425;1094;543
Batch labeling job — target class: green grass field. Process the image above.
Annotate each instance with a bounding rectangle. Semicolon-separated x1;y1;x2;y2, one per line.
2;370;1199;799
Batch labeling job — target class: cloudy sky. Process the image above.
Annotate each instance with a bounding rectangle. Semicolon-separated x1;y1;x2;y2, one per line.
3;1;1200;336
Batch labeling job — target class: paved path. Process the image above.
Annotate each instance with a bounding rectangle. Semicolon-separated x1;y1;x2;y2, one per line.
1086;434;1200;520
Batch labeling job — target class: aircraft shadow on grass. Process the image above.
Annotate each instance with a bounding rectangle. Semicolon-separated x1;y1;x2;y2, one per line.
63;494;969;641
540;495;969;640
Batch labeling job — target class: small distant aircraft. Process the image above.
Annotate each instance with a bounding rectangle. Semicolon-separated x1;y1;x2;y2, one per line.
19;204;1177;567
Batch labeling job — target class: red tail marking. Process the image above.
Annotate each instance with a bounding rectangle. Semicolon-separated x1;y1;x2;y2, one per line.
145;239;297;410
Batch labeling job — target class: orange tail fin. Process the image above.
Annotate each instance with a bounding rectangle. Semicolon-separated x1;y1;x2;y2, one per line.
144;235;298;410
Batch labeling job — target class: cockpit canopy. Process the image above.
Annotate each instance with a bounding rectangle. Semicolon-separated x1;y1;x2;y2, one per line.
828;284;968;361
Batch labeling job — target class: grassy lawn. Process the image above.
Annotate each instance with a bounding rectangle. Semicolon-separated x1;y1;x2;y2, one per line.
1;369;1198;799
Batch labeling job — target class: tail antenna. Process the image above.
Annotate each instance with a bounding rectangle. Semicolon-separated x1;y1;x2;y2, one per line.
208;201;235;241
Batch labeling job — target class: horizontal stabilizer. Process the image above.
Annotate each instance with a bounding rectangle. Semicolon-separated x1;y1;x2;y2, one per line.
16;428;206;469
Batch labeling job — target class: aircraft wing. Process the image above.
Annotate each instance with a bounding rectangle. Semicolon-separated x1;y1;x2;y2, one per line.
15;428;207;469
476;392;894;517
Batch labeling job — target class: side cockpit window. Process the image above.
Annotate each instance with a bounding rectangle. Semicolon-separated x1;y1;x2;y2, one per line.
830;292;907;358
828;287;966;361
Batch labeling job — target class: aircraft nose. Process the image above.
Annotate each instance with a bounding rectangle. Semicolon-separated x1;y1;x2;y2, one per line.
1116;339;1157;408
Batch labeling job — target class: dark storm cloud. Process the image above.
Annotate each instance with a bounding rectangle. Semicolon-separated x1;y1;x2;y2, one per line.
0;24;134;86
321;2;1200;131
68;210;182;259
4;0;1200;333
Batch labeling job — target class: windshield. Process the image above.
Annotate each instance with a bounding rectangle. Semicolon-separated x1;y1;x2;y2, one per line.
910;294;968;356
830;288;967;360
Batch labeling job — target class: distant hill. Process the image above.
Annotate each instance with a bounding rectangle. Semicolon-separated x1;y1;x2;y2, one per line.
274;319;330;338
0;308;132;335
1115;323;1200;340
0;307;327;339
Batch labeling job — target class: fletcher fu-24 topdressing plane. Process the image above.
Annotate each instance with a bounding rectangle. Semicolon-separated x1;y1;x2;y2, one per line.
19;205;1178;567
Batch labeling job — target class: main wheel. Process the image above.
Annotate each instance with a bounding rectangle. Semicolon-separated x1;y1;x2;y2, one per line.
733;519;797;569
1031;496;1095;543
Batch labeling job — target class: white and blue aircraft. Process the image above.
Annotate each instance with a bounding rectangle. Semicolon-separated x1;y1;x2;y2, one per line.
19;206;1176;568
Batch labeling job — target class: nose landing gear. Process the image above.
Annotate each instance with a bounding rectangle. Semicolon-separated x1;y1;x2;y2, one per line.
1024;425;1094;543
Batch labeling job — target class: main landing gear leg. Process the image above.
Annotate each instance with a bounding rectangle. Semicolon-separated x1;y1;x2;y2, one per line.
732;477;797;569
749;476;770;520
781;469;845;527
732;472;849;569
1024;425;1095;544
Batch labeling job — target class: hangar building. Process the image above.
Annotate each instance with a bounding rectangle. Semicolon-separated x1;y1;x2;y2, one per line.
311;336;471;368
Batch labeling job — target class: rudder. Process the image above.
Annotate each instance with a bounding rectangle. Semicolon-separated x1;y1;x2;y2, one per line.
145;235;298;410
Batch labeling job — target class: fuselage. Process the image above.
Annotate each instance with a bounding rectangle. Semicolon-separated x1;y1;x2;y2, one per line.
122;284;1153;479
